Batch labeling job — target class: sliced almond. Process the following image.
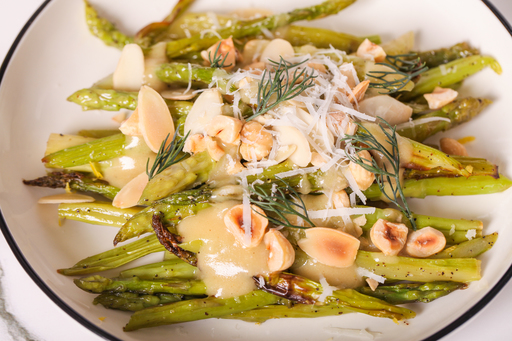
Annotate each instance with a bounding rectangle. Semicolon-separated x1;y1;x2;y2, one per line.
184;88;223;135
119;108;141;136
370;219;408;256
424;87;458;110
348;80;370;104
366;278;379;291
112;172;148;209
272;124;312;167
338;63;358;89
440;137;468;156
160;89;197;101
348;150;375;191
297;227;360;268
310;152;327;167
359;95;413;126
295;108;334;151
113;44;145;91
138;85;175;153
38;193;95;204
112;112;126;124
224;204;268;247
242;39;270;64
260;38;294;64
274;144;297;163
264;229;295;272
405;226;446;258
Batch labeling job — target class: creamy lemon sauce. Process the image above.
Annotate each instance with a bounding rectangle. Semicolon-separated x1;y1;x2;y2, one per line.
101;136;156;188
292;259;363;289
178;201;269;298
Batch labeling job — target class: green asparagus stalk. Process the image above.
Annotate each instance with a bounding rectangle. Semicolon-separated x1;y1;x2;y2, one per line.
74;275;206;295
355;251;481;282
59;202;141;228
42;134;126;168
23;172;120;200
364;174;512;200
78;129;120;138
430;233;498;259
115;197;211;245
165;0;357;58
124;290;281;331
119;259;198;280
397;98;492;142
273;25;374;53
67;88;193;114
416;42;480;69
356;282;467;304
156;63;232;93
84;0;133;49
93;292;184;311
134;0;196;48
58;234;166;276
400;55;502;101
404;156;498;180
254;273;415;318
139;151;215;204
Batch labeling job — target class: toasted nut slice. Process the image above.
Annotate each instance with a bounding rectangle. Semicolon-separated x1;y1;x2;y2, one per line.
112;172;148;208
242;61;266;71
424;87;458;110
339;63;358;89
224;204;269;247
307;62;327;74
201;37;237;71
183;133;207;154
356;39;386;62
264;229;295;272
242;39;270;63
206;115;243;144
205;136;225;161
272;124;311;167
160;89;197;101
332;190;350;209
184;88;223;135
240;121;273;161
366;278;379;291
348;150;375;191
348;80;370;104
138;86;175;153
38;193;95;204
274;144;297;163
260;38;294;63
119;108;141;136
370;219;409;256
440;137;468;156
112;112;126;124
359;95;413;126
310;152;327;167
297;227;360;268
405;226;446;258
113;44;145;91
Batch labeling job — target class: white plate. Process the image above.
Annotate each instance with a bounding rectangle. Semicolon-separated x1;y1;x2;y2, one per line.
1;0;512;340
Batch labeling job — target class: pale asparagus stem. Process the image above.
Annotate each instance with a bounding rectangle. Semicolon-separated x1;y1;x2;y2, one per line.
84;0;133;49
59;202;142;228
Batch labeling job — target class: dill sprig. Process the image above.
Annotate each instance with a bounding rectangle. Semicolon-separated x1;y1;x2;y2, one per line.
245;57;317;121
367;53;428;94
249;177;315;229
208;42;232;69
146;127;190;180
342;119;417;230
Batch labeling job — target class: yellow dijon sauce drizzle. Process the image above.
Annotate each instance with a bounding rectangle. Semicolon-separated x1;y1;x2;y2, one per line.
178;201;270;299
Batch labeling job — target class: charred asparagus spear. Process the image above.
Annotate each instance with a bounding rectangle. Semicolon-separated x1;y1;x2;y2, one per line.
94;292;184;312
84;0;133;49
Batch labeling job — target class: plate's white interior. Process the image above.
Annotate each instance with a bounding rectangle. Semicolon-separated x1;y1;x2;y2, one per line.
1;0;511;340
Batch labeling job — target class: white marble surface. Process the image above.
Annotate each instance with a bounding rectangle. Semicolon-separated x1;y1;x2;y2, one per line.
1;1;512;340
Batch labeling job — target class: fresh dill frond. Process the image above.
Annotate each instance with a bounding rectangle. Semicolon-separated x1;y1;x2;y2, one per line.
367;53;428;94
342;119;417;230
208;42;232;69
245;57;317;121
249;177;315;229
146;126;190;180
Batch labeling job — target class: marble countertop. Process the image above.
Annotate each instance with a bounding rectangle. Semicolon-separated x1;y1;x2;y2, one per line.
1;1;512;340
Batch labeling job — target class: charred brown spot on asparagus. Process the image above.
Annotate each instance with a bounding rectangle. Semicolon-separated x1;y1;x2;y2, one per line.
151;214;197;266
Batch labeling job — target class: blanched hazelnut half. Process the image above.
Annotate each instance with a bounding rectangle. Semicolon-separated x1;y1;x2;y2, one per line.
224;204;269;247
264;229;295;272
405;226;446;258
370;219;408;256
